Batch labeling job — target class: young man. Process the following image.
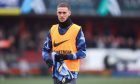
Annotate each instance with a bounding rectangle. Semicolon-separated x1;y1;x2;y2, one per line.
42;2;86;84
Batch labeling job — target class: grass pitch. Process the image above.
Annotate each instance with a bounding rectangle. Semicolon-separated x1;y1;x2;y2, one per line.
0;75;140;84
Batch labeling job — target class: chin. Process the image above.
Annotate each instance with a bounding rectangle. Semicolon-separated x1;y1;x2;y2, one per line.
60;20;65;22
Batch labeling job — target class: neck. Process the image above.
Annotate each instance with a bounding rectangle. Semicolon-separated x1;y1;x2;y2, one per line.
58;18;72;28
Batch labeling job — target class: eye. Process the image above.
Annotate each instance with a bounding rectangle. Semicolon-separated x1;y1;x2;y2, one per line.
57;12;67;14
63;12;66;14
58;12;61;14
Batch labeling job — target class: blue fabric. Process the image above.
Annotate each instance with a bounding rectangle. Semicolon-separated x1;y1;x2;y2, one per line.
42;31;52;61
51;53;74;83
42;23;86;78
53;61;74;83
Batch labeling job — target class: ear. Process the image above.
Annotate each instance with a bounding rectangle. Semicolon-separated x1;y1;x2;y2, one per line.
69;10;71;16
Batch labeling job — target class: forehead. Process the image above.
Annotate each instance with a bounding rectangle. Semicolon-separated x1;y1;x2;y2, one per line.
57;7;69;12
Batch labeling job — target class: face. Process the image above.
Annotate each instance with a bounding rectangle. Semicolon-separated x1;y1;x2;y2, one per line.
57;7;71;22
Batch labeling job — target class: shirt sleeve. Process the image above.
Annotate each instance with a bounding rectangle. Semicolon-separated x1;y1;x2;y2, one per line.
42;30;52;61
67;28;86;60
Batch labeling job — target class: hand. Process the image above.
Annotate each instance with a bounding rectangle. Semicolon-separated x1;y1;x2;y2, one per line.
55;54;68;62
45;59;53;68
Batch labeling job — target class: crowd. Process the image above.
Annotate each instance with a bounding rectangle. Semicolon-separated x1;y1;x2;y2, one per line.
0;19;140;55
85;21;140;49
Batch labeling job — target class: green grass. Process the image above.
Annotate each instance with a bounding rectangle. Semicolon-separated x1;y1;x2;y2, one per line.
0;76;140;84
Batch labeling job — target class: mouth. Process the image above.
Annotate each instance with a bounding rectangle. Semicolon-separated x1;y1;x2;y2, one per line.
60;18;65;22
60;18;64;20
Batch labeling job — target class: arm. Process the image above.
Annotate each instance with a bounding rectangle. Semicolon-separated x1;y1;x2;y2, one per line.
42;31;53;66
67;28;86;60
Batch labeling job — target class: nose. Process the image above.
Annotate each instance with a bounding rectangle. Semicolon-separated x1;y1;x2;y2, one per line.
60;13;64;17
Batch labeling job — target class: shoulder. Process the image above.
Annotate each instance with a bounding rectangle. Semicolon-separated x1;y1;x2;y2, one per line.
72;23;81;28
50;24;58;32
72;23;81;31
51;24;59;29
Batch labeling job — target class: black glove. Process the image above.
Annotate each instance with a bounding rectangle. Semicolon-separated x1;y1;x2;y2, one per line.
45;59;53;68
55;54;68;62
59;78;72;84
65;78;72;83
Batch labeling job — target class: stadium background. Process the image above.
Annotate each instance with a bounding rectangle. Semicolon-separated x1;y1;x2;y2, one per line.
0;0;140;84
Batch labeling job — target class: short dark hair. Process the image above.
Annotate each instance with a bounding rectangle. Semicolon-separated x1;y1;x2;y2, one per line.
57;2;71;10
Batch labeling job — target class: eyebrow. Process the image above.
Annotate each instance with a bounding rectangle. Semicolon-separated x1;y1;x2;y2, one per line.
58;12;66;13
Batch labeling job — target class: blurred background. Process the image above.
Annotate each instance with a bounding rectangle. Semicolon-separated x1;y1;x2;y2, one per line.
0;0;140;84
